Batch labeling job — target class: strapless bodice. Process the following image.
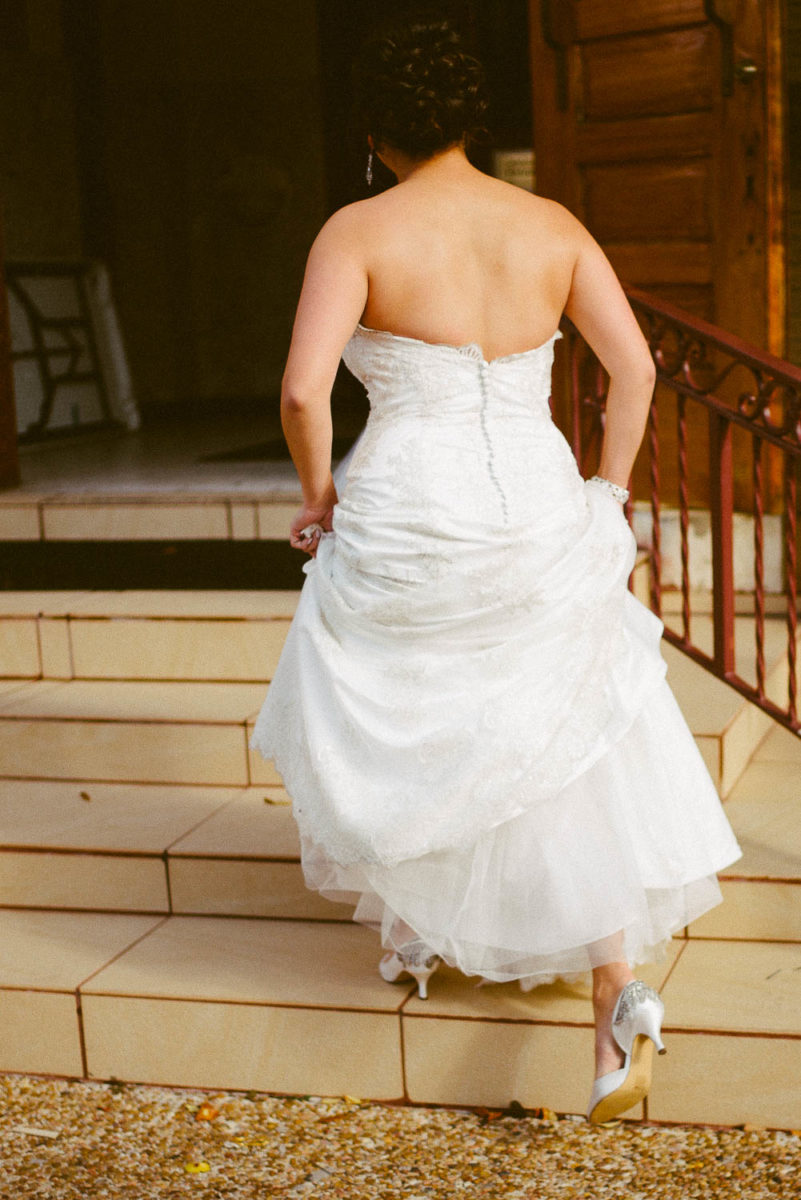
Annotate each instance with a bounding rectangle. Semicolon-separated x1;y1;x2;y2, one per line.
342;323;562;421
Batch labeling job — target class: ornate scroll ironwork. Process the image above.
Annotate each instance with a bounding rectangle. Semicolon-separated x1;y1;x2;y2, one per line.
565;286;801;735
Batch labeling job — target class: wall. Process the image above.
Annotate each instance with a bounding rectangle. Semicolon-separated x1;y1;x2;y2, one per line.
1;0;327;411
95;0;327;407
0;0;84;258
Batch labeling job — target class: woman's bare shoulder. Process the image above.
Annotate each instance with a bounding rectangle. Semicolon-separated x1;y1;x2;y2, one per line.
513;190;589;241
308;185;591;263
309;199;376;250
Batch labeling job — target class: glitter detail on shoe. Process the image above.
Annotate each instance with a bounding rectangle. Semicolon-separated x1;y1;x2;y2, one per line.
613;980;659;1025
398;940;440;970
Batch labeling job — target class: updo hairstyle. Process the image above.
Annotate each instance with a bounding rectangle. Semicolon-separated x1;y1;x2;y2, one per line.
353;14;489;160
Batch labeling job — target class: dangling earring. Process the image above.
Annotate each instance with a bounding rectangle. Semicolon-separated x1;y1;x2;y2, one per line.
366;150;374;187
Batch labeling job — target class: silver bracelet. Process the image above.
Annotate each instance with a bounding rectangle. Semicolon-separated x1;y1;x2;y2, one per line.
588;475;630;504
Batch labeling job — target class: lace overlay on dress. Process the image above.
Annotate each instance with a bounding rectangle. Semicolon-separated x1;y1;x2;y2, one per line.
249;322;743;984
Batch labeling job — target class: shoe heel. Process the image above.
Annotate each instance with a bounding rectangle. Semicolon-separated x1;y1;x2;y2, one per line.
378;946;440;999
408;963;437;1001
638;1006;667;1055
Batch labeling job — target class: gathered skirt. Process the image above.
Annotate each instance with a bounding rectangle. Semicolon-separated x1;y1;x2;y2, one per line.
250;357;742;987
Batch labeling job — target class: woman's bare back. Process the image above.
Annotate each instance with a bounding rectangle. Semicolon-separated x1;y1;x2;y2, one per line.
356;154;577;362
282;144;654;508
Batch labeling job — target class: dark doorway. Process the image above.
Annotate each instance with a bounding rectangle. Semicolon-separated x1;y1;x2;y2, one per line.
315;0;533;214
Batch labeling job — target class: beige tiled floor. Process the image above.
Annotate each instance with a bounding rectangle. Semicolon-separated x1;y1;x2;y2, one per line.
647;1031;801;1128
0;716;250;785
662;643;772;794
662;613;790;691
0;618;39;676
0;679;60;709
401;942;683;1024
230;502;258;539
689;880;801;941
38;617;73;677
0;780;237;851
42;501;232;541
753;723;801;762
0;679;266;721
256;502;298;539
247;722;284;785
402;1014;613;1115
1;910;799;1123
0;574;797;1120
0;682;266;784
0;990;85;1077
168;789;298;858
9;416;309;501
0;591;86;615
61;590;301;618
719;761;801;879
0;504;40;539
662;636;766;729
168;858;347;919
82;918;393;1011
68;617;289;681
0;909;163;990
0;850;170;912
659;938;801;1035
82;994;404;1098
0;591;299;682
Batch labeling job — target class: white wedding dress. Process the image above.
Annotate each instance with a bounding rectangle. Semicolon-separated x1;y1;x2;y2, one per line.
250;322;742;987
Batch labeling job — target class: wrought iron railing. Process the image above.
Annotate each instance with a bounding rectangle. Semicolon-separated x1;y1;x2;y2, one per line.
564;287;801;735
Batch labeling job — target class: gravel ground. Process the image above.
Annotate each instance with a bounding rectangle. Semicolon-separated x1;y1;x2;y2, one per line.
0;1075;798;1199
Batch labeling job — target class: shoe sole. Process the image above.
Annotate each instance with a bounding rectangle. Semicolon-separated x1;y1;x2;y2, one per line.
588;1035;654;1124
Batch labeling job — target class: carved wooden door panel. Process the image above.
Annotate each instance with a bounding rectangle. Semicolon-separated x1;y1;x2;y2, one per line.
530;0;784;505
529;0;780;348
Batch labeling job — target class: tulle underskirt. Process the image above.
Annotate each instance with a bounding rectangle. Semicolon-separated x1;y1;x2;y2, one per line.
297;677;741;988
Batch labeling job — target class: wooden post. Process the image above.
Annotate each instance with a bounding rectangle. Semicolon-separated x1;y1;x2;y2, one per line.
0;209;20;489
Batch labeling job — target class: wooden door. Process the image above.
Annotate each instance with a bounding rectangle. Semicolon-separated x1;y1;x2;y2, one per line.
530;0;783;344
530;0;785;505
532;2;781;343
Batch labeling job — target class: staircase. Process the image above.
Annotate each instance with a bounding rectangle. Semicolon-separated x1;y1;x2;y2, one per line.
1;582;800;1130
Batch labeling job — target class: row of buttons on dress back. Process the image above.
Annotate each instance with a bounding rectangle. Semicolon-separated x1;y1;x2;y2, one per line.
476;359;510;522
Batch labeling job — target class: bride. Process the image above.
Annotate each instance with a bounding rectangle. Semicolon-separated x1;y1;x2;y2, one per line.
250;14;742;1124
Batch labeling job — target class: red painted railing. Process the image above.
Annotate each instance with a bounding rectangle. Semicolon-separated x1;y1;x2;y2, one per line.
564;288;801;735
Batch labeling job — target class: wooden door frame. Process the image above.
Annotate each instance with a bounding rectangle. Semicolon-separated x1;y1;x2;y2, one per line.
0;207;20;490
766;0;788;358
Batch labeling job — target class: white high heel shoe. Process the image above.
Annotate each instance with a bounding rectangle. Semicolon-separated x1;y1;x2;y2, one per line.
586;979;667;1124
378;940;441;1000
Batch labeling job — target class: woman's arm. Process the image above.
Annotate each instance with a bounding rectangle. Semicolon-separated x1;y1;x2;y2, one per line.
562;223;656;490
281;207;369;554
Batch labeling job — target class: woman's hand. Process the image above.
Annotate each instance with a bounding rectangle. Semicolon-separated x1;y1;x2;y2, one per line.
289;500;335;558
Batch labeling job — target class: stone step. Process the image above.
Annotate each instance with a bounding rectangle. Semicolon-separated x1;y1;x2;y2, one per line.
688;723;801;943
1;910;798;1129
0;679;274;787
0;780;341;920
0;655;764;797
0;589;783;795
0;591;297;682
0;584;797;1128
1;729;797;936
0;496;300;543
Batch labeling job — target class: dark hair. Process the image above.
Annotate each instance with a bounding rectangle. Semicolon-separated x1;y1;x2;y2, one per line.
353;14;489;160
